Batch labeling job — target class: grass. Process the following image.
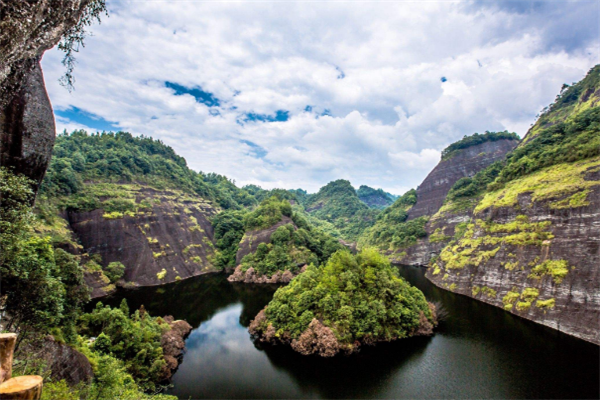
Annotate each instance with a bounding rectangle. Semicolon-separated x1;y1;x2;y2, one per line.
475;158;600;213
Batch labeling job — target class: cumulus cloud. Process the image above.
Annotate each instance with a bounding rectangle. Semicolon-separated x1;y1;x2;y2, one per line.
41;0;599;193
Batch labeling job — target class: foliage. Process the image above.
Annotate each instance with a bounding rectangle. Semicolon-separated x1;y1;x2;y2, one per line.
466;67;600;213
58;0;108;91
526;65;600;140
253;249;433;349
78;300;169;391
356;185;396;209
445;161;504;202
40;350;175;400
243;196;292;231
40;130;257;210
105;261;125;283
210;210;247;269
0;168;89;344
474;157;599;213
528;259;570;284
240;222;344;277
303;180;380;240
496;106;600;185
441;131;520;160
357;189;426;250
438;217;553;271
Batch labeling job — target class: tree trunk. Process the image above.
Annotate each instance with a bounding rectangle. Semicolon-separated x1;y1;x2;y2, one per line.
0;375;43;400
0;333;17;383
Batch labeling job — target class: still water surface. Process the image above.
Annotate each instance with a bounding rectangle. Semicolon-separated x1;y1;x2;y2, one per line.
98;266;599;399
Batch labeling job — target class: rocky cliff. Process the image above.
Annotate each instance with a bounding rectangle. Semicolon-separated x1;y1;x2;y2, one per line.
47;184;221;297
0;1;96;188
389;66;600;345
407;139;518;220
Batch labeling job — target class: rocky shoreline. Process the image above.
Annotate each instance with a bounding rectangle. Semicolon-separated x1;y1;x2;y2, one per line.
227;264;306;284
249;302;437;357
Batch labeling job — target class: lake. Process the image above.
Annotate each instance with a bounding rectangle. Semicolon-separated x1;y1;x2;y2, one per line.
96;265;600;399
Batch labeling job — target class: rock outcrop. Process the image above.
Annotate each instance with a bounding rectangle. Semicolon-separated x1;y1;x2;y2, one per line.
227;264;304;284
235;216;294;264
54;186;221;296
1;1;93;189
19;336;93;385
407;139;518;220
387;67;600;345
249;302;437;357
427;162;600;344
160;316;193;381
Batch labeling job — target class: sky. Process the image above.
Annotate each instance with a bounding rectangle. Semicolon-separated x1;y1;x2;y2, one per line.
41;0;599;194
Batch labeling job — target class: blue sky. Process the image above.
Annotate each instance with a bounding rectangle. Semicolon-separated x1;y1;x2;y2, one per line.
43;0;599;194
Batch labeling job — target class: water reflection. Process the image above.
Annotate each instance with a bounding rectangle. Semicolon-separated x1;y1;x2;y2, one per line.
95;268;600;399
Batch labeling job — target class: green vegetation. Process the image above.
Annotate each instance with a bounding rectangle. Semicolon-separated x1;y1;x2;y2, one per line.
0;168;90;345
243;196;293;230
475;157;600;213
240;221;343;277
358;189;427;250
303;180;380;240
105;261;125;283
79;300;168;391
429;227;452;243
526;65;600;141
252;249;434;351
236;196;344;277
356;185;396;209
445;161;504;203
443;68;600;216
40;130;257;210
536;298;556;309
210;210;247;269
438;216;553;271
528;259;570;284
441;131;519;160
502;290;520;310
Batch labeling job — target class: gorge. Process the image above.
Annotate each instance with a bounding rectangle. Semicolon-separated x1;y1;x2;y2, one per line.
1;2;599;399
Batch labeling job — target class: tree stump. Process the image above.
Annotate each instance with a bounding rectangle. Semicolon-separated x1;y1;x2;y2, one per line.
0;376;43;400
0;333;17;383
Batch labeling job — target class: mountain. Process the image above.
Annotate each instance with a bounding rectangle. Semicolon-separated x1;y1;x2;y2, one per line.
360;65;600;344
358;131;519;254
357;185;396;209
425;65;600;344
36;130;259;296
303;179;380;241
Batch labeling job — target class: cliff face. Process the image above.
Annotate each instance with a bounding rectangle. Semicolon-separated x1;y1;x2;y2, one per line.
392;66;600;344
54;185;221;297
0;1;92;188
407;139;518;220
427;160;600;344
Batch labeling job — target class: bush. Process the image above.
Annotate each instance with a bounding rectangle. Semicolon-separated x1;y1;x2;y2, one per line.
105;261;125;283
78;300;169;391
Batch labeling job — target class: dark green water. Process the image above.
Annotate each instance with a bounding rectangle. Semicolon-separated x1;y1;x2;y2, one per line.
96;266;600;399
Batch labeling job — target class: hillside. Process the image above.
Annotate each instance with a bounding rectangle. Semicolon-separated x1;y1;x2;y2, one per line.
303;179;380;241
362;65;600;344
357;185;396;209
426;65;600;344
36;131;259;296
358;133;519;256
227;196;344;283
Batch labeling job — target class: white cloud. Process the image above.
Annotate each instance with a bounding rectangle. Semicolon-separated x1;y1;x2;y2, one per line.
42;0;599;194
